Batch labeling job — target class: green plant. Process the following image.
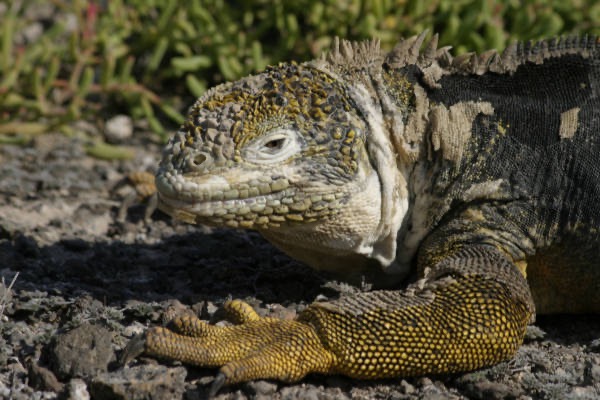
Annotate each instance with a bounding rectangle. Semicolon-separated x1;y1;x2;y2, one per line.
0;0;598;154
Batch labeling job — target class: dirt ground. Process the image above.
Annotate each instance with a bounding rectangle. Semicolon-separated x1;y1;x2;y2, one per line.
0;130;599;400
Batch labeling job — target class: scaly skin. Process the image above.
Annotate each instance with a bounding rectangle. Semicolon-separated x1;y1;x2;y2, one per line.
122;33;600;393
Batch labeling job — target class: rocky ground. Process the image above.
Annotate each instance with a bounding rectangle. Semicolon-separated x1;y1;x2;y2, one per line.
0;129;599;400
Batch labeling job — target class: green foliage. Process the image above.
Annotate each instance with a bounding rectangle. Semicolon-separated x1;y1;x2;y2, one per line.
0;0;598;147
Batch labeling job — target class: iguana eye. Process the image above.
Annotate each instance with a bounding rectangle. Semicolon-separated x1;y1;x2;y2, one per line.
243;129;303;164
263;137;286;151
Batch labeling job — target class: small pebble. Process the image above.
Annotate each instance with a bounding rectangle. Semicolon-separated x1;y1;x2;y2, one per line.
65;378;90;400
105;115;133;143
245;380;277;397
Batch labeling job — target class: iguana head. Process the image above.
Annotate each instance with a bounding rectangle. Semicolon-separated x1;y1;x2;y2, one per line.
157;62;372;223
156;56;409;280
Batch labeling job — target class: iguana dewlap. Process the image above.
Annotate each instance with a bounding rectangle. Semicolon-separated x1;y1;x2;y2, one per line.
123;33;600;394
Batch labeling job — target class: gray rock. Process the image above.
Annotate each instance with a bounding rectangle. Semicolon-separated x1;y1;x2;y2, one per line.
590;338;600;353
245;380;277;397
90;365;187;400
421;394;457;400
461;381;520;400
591;364;600;381
525;325;547;341
400;379;416;394
27;359;64;393
569;385;600;399
64;378;90;400
50;323;114;380
281;387;319;400
105;115;134;143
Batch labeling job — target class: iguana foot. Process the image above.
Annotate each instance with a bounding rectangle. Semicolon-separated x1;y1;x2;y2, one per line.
121;300;336;389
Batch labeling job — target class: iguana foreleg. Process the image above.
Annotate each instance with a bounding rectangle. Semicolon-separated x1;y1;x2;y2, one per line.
122;245;533;391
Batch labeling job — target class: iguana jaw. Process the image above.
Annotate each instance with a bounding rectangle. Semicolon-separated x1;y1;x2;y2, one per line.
156;186;294;227
156;165;290;226
156;157;392;280
155;161;366;230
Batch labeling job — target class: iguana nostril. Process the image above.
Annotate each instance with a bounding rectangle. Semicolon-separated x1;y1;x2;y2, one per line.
194;153;207;166
184;151;212;172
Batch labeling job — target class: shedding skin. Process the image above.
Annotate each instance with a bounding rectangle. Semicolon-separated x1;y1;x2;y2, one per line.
121;33;600;393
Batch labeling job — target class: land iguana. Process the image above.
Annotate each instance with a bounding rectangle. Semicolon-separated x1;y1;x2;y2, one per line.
122;32;600;394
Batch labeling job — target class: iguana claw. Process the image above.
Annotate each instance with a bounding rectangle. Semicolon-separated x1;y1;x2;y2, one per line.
209;373;226;398
119;332;147;366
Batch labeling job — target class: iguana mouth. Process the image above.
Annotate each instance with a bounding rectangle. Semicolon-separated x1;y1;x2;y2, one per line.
157;187;292;217
156;169;289;200
155;168;350;228
155;171;295;224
